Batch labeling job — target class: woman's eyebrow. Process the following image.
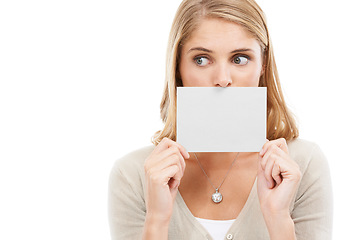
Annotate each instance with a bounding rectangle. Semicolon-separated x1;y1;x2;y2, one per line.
230;48;253;54
187;47;254;54
187;47;213;53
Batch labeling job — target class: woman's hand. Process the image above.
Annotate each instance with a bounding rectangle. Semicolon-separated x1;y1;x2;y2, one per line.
257;138;301;217
257;138;301;240
144;137;189;225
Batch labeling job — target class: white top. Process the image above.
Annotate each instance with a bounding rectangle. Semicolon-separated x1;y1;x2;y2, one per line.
195;217;236;240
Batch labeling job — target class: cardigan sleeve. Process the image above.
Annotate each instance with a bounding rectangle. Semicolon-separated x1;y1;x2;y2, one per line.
108;162;146;240
291;144;333;240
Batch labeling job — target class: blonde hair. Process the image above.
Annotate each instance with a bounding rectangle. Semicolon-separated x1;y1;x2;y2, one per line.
152;0;299;145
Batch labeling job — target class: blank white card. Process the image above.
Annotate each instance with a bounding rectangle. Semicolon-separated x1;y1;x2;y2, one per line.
176;87;267;152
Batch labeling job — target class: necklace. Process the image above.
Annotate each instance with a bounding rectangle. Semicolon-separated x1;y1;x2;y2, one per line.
194;152;240;204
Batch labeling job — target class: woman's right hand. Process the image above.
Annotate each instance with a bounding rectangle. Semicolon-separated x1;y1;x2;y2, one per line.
144;137;189;225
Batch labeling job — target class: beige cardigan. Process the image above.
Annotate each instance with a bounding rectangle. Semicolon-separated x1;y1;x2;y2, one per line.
108;139;333;240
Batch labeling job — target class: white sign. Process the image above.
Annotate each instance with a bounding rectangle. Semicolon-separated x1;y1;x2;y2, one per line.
177;87;267;152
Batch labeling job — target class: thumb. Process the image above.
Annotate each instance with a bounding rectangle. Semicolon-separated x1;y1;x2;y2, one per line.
257;153;264;177
169;178;180;199
257;154;271;189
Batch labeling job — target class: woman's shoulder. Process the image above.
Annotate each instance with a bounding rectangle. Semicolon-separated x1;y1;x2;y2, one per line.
287;138;320;155
109;145;155;197
287;138;329;175
111;145;155;175
286;140;332;221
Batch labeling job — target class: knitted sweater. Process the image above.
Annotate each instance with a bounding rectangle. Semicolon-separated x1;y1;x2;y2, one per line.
108;139;333;240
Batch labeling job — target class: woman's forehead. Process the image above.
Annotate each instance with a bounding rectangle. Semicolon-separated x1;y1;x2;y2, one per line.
183;18;261;54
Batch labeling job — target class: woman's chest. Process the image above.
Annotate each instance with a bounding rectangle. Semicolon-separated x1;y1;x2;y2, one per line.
178;161;257;220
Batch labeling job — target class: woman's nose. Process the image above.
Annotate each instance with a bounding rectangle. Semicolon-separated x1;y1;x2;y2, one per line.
213;64;232;87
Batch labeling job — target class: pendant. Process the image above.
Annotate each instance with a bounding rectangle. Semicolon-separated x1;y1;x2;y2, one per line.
211;189;223;203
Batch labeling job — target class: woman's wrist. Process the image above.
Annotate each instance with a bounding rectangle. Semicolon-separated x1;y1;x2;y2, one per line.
262;211;296;240
142;214;170;240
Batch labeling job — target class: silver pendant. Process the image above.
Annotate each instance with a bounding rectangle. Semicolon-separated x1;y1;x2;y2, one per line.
211;189;223;203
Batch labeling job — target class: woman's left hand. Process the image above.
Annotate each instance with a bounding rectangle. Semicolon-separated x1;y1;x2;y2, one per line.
257;138;302;217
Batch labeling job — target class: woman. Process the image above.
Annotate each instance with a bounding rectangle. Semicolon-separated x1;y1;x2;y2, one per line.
108;0;333;239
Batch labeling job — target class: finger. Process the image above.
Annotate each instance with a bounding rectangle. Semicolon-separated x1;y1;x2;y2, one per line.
149;164;180;187
175;142;190;160
163;165;182;188
273;138;289;154
260;138;289;157
272;149;301;183
257;154;269;188
260;141;289;171
261;144;288;186
259;139;271;157
263;152;276;189
157;146;186;174
257;153;264;175
261;138;288;157
272;163;283;186
264;148;288;186
168;177;180;189
152;137;172;154
156;137;190;159
260;144;278;170
148;153;184;181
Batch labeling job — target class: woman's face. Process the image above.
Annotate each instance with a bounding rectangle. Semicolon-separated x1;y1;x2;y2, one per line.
179;18;263;87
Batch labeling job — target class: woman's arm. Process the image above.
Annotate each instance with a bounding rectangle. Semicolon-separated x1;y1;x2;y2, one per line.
108;164;146;239
257;138;301;240
291;144;333;239
108;138;189;240
108;152;175;240
261;210;296;240
142;215;169;240
257;139;333;240
142;138;189;240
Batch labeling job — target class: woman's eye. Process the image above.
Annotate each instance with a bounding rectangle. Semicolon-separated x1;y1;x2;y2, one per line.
194;57;210;66
233;56;249;65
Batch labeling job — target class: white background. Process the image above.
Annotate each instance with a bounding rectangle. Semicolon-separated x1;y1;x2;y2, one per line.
0;0;350;239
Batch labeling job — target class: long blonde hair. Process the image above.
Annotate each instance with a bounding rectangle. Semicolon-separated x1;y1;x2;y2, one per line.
152;0;299;145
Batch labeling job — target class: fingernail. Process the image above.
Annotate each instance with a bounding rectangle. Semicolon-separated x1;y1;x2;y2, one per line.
259;149;263;155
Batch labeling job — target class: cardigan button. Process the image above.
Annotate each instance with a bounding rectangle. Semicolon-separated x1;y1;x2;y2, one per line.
226;234;233;239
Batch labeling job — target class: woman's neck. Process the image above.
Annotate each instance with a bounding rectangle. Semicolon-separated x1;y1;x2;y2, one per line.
190;152;257;169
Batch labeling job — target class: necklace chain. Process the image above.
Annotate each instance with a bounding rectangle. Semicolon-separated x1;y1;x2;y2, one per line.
193;152;240;192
